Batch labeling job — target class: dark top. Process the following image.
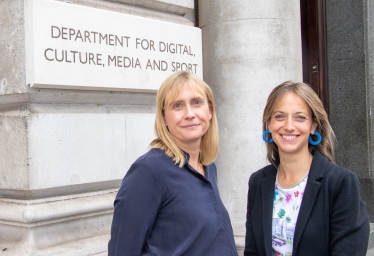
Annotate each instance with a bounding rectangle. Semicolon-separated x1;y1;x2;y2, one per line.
244;150;370;256
108;148;237;256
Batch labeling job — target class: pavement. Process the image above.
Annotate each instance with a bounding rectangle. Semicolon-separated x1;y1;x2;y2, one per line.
368;247;374;256
368;224;374;256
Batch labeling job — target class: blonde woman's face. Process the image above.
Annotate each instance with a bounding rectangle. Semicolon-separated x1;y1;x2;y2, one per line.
163;82;212;150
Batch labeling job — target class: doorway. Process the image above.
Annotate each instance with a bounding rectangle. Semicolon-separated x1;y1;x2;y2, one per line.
300;0;329;113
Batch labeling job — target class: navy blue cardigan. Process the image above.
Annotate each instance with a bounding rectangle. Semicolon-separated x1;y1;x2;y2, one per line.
108;148;237;256
244;150;369;256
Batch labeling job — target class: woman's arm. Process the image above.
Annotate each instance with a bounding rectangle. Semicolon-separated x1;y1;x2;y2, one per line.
330;171;369;255
108;160;163;256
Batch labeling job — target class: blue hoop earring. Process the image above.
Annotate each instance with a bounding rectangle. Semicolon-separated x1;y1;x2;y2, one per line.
263;130;274;143
308;131;322;145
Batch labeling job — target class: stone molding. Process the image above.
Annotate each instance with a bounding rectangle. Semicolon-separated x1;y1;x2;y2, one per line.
0;189;116;255
55;0;194;26
0;189;116;226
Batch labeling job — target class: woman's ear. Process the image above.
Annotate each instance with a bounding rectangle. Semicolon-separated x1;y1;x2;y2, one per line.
266;121;271;132
311;120;318;134
164;117;168;127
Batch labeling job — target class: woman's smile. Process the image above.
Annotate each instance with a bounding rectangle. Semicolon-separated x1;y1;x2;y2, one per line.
281;134;298;141
181;123;200;128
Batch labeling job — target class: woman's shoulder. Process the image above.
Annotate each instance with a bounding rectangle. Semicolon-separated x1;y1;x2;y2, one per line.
205;162;217;179
324;161;359;183
312;150;352;172
127;148;172;177
135;148;170;165
313;152;360;186
206;161;217;171
249;164;275;182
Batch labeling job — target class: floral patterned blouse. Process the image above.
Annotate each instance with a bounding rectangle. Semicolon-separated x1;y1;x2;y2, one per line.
272;172;308;256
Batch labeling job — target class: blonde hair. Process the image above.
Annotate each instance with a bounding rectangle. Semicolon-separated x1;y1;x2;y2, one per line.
150;71;219;167
263;81;335;165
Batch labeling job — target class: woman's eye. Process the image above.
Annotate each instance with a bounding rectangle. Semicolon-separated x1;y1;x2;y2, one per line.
274;114;284;119
173;103;182;108
296;115;306;120
194;100;202;105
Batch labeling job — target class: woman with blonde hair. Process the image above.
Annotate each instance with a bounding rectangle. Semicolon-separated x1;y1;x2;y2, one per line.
108;71;237;256
244;81;369;256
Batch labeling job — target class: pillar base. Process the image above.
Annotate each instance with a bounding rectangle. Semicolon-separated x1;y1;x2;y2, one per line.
0;189;116;255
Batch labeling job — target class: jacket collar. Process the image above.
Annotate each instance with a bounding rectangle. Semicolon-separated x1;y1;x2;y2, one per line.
293;150;328;255
260;167;277;256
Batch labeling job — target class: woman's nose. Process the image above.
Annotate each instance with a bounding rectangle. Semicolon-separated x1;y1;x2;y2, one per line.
284;118;295;130
185;105;196;118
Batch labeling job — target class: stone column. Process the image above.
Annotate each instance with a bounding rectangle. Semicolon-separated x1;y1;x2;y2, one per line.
0;0;194;255
199;1;303;253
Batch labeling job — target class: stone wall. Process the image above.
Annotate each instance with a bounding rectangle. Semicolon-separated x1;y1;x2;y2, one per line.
0;0;194;254
326;0;374;221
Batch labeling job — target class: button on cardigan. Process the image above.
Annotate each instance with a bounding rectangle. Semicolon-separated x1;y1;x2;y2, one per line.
108;148;237;256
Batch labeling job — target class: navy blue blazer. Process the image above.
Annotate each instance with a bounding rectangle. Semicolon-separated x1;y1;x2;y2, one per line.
244;150;369;256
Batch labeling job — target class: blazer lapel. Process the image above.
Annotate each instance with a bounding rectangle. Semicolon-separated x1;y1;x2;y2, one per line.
261;166;277;256
292;151;325;255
